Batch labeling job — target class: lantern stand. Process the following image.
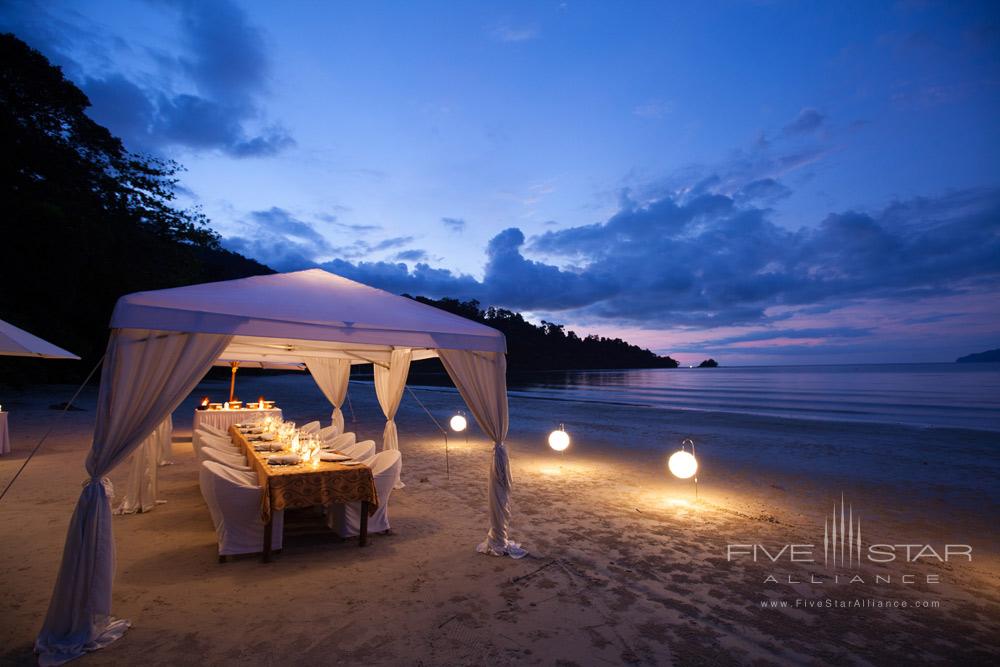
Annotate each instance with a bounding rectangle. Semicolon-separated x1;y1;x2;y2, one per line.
681;437;698;499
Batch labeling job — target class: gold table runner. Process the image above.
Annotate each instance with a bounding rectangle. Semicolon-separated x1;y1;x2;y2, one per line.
229;425;379;522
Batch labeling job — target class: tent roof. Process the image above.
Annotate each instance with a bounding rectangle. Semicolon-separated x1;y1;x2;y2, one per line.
110;269;505;357
0;319;80;359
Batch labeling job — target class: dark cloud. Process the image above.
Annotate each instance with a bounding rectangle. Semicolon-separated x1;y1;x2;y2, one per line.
783;108;825;135
2;0;293;157
317;259;482;300
255;185;1000;330
681;327;873;348
442;217;467;232
393;249;430;262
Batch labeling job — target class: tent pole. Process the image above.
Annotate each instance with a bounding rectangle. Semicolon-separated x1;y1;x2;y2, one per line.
229;361;239;402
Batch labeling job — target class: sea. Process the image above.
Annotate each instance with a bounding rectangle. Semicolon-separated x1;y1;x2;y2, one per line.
501;363;1000;433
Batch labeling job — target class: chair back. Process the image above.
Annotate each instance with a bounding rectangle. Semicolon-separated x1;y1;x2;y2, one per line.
199;445;250;471
343;440;375;461
301;421;321;435
325;432;356;450
370;450;402;507
318;425;339;441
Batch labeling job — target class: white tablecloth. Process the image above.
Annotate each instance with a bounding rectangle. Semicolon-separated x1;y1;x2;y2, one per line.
192;408;282;451
0;412;9;456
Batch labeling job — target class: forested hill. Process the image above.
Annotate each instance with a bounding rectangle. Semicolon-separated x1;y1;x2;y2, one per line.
0;34;271;383
407;297;679;370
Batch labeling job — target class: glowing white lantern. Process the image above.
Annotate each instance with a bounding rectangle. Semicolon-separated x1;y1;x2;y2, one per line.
668;449;698;479
548;425;570;452
450;414;467;432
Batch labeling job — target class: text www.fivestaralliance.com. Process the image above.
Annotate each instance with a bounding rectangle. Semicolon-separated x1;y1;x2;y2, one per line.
760;599;941;609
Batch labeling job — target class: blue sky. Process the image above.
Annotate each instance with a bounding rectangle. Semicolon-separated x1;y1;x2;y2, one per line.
3;0;998;364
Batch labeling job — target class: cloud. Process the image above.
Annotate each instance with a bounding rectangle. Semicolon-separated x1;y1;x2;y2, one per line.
783;108;826;135
393;249;430;262
2;0;293;157
491;24;539;42
633;100;673;119
273;185;1000;332
442;217;467;232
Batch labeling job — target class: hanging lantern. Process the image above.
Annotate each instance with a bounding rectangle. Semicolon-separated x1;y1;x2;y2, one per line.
668;450;698;479
548;424;570;452
450;414;467;432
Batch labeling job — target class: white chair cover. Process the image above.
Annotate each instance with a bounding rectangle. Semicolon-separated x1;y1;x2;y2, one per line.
36;329;231;665
327;450;401;537
198;446;251;472
323;431;355;450
305;357;351;435
341;439;376;461
199;431;237;448
438;349;524;559
300;420;321;435
199;461;284;556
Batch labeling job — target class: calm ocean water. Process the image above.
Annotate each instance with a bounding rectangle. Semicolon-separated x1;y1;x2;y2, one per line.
503;363;1000;432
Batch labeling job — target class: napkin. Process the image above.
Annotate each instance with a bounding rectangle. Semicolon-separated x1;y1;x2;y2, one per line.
254;443;284;452
319;452;351;462
267;454;301;465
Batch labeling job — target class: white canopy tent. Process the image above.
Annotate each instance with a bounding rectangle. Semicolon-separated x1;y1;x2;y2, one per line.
0;318;80;359
36;269;522;666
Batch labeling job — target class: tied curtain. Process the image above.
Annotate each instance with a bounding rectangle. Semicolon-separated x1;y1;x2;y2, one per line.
438;349;525;559
114;416;173;515
374;348;411;489
304;357;351;435
36;329;232;666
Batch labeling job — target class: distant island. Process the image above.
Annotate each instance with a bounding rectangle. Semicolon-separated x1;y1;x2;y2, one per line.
956;348;1000;363
698;358;719;368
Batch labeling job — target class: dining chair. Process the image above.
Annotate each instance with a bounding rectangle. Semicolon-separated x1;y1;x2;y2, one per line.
323;431;355;450
197;444;252;472
340;439;375;461
300;420;321;435
326;450;402;538
199;461;283;560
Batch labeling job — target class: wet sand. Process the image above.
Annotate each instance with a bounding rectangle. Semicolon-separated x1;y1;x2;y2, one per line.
1;375;998;665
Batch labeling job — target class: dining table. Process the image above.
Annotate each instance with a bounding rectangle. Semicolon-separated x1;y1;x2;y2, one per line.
229;424;379;562
194;407;282;452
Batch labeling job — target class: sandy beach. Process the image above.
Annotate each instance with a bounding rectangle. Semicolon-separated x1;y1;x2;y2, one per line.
1;375;998;665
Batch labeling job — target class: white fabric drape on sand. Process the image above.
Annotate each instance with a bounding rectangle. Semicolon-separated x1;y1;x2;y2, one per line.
305;357;351;435
114;417;172;515
35;329;231;666
438;349;525;559
157;415;173;466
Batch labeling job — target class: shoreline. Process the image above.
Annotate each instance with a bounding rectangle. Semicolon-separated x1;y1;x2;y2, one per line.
1;379;998;663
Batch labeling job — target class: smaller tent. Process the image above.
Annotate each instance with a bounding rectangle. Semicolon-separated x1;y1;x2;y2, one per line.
0;319;79;359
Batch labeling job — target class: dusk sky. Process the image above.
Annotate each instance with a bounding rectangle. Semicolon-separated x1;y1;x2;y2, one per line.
3;0;998;364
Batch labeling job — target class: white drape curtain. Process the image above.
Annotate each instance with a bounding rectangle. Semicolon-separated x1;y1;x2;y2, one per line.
304;357;351;435
115;417;173;515
157;415;173;466
35;329;232;666
374;348;411;489
374;348;411;452
438;349;525;559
